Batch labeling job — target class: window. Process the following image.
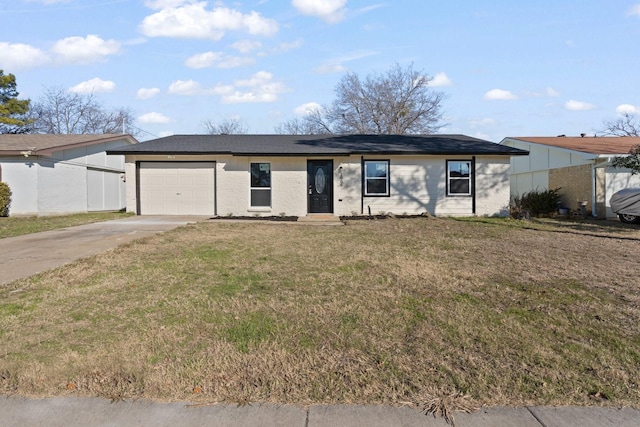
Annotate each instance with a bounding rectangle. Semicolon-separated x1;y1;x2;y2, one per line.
447;160;472;196
364;160;390;196
250;162;271;207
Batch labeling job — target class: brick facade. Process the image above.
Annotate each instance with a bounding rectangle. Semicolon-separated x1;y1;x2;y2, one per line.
549;164;592;213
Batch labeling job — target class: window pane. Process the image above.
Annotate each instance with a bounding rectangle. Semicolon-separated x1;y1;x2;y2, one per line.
366;178;387;195
449;161;470;177
450;179;470;194
366;161;387;178
251;189;271;206
251;163;270;188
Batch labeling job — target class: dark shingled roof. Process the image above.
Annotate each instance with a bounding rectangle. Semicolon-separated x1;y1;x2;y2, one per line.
107;134;528;156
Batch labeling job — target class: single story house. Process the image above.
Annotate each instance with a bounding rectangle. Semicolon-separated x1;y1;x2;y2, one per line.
107;134;528;218
499;135;640;218
0;134;138;215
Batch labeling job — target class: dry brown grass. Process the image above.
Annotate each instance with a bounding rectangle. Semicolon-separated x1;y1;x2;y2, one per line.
1;216;639;411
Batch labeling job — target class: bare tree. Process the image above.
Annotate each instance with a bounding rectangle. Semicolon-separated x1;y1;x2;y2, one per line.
203;117;248;135
600;112;640;137
276;63;445;135
273;114;331;135
30;86;137;135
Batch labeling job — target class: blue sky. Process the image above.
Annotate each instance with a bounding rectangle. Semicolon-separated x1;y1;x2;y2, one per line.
1;0;639;141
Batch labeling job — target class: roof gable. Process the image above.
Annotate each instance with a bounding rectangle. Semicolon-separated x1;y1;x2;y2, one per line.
503;136;639;155
107;134;528;156
0;134;138;156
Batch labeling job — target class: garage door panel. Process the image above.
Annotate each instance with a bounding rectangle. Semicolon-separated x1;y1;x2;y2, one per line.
139;162;215;215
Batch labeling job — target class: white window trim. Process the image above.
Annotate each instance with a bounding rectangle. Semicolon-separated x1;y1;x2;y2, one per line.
250;162;272;208
447;160;472;197
363;159;390;197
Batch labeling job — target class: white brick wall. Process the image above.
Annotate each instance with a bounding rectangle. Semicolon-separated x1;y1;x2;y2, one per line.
123;154;511;217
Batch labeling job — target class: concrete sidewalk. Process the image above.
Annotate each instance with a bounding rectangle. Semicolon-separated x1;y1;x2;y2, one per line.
0;215;207;285
1;396;639;427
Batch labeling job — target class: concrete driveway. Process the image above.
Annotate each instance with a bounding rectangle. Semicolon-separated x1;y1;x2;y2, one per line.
0;215;208;285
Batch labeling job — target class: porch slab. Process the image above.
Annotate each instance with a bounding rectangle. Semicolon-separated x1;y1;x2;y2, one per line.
297;215;344;224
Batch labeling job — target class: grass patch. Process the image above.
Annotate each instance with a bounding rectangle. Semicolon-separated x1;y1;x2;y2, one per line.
0;212;133;239
0;217;639;409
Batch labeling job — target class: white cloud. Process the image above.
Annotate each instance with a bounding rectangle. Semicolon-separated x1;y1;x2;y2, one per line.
294;102;322;116
144;0;186;9
168;79;203;95
473;132;491;141
292;0;347;23
272;39;303;54
616;104;640;114
222;92;277;103
138;112;173;124
167;79;234;96
184;51;254;69
234;70;274;87
484;89;518;100
314;63;347;74
140;3;279;40
216;56;255;68
210;84;234;95
231;39;263;53
68;77;116;94
185;51;222;68
222;71;289;104
627;4;640;16
565;100;596;111
313;50;377;74
428;72;452;87
525;87;561;98
0;42;50;71
52;34;121;65
137;87;161;99
25;0;71;4
546;87;560;97
166;71;287;102
469;118;496;128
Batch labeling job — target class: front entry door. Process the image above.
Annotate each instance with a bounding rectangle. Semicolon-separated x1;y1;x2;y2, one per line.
307;160;333;213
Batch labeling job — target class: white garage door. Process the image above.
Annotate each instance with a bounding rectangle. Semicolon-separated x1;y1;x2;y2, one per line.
139;162;215;215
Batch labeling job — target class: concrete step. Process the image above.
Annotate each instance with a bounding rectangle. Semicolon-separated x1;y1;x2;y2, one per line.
297;215;343;223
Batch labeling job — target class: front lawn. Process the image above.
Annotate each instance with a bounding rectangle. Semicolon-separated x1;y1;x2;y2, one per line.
1;217;638;411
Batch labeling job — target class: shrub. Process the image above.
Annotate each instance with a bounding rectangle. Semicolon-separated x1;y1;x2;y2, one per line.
0;181;11;217
511;187;561;218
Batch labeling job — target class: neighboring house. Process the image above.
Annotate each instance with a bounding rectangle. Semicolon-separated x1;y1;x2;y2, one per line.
500;136;640;218
0;134;138;215
107;134;527;218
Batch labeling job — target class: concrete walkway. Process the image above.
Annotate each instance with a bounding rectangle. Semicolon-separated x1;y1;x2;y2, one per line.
1;396;639;427
0;215;207;285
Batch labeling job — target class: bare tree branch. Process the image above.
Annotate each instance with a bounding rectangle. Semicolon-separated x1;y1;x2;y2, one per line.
275;63;446;135
203;118;248;135
30;86;137;135
600;112;640;137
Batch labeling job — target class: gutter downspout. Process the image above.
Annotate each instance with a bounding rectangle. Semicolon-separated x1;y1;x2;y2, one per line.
471;156;477;215
360;156;364;215
214;161;218;217
135;160;141;215
591;163;597;218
